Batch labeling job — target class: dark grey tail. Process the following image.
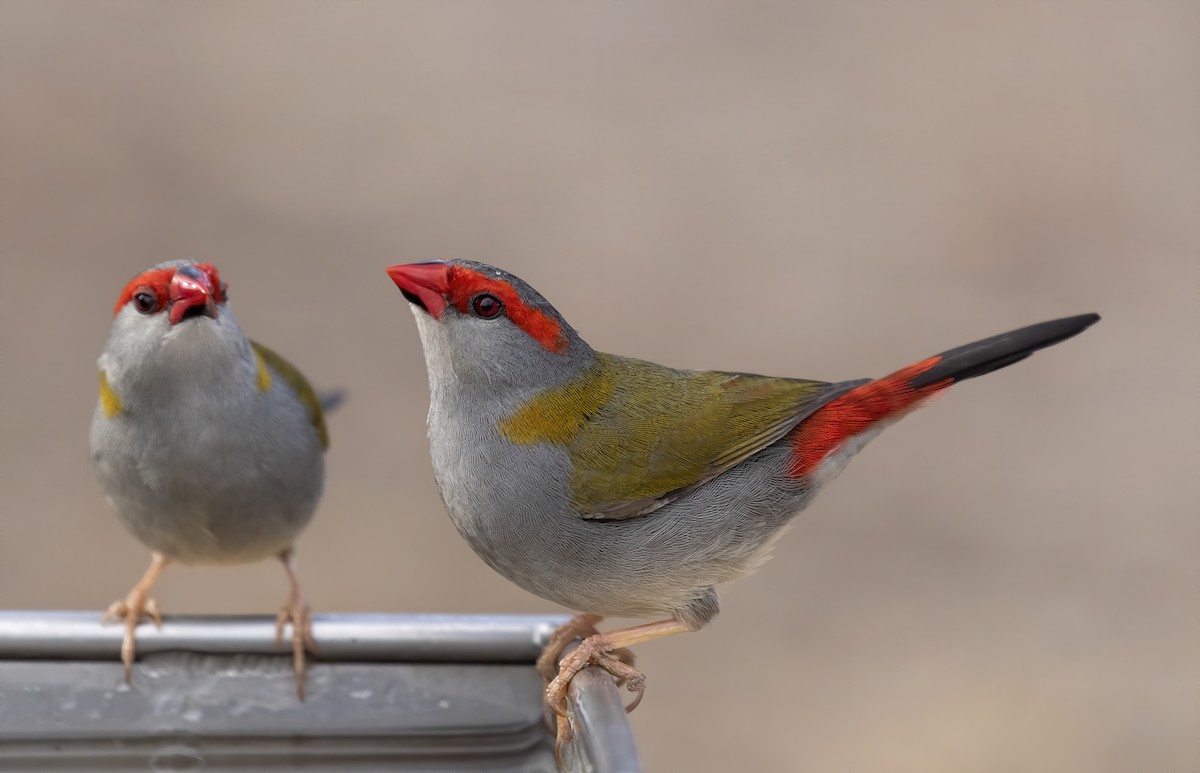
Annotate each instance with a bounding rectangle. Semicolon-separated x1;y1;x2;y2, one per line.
909;313;1100;389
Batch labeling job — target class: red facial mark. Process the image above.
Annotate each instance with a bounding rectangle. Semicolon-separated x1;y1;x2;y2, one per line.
789;357;950;477
196;263;227;303
447;266;567;353
114;264;226;317
114;268;174;316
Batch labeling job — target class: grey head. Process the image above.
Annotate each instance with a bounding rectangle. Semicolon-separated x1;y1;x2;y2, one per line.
100;260;253;404
386;260;596;394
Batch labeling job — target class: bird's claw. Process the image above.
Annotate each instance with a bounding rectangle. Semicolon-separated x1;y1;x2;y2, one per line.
100;601;125;624
548;647;646;764
275;595;316;700
143;598;163;628
101;595;163;682
554;713;573;766
545;637;648;718
608;658;646;712
536;614;602;685
536;613;636;685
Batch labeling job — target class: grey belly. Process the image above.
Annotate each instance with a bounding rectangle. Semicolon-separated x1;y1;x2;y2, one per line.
106;480;319;565
441;439;812;625
92;414;323;565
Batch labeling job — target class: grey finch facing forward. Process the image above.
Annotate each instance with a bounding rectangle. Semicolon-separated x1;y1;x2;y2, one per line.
91;260;339;699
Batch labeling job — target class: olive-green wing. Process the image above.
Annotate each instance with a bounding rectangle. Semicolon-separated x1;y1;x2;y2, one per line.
499;353;859;520
250;340;331;449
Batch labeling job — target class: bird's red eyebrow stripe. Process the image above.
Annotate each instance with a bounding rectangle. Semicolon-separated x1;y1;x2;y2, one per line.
113;264;226;316
447;266;568;353
114;268;174;316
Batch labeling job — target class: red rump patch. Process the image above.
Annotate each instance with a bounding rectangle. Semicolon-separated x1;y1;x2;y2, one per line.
447;265;568;353
113;263;226;316
789;357;950;477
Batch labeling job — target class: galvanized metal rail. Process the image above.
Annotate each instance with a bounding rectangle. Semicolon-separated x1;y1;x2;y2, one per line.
0;611;641;772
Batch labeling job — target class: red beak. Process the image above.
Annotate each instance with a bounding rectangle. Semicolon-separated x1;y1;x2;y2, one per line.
386;262;451;320
167;266;217;325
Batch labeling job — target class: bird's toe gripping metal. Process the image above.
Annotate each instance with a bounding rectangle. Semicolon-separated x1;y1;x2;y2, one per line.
101;596;164;682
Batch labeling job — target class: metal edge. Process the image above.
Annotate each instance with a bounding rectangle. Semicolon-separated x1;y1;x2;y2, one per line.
0;611;570;662
565;664;643;773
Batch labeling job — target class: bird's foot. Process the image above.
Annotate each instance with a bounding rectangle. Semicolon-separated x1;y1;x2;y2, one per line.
536;613;636;686
547;636;647;760
274;590;316;700
546;634;647;718
547;617;688;759
101;595;163;682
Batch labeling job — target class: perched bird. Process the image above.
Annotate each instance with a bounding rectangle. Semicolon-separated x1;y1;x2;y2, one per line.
91;260;337;699
387;259;1099;749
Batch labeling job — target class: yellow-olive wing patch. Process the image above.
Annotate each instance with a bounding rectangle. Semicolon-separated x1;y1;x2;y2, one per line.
250;340;330;449
499;353;842;520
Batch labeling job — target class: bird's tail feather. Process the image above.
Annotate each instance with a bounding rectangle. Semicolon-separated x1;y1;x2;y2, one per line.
907;313;1100;389
319;389;347;413
789;313;1099;477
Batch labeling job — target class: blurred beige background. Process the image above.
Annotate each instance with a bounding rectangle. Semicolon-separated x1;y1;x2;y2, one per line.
1;2;1197;771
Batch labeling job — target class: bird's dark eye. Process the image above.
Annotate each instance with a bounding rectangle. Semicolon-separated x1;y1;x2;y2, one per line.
471;293;504;319
132;288;159;314
219;282;229;302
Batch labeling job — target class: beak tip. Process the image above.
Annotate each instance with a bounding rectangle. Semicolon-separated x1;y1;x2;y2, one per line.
167;270;218;325
386;262;452;319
